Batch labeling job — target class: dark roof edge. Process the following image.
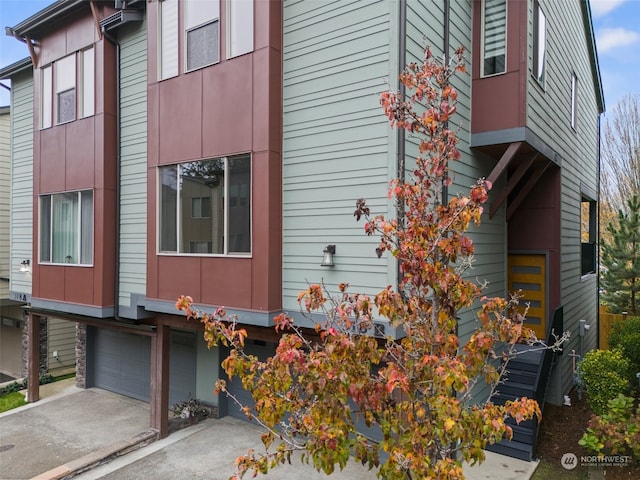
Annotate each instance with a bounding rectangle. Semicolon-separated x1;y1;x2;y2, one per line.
8;0;86;39
581;0;605;114
0;106;10;114
0;57;33;80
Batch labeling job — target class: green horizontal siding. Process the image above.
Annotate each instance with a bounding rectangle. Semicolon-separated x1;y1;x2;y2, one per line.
118;19;148;311
526;0;600;404
283;0;396;311
9;71;33;295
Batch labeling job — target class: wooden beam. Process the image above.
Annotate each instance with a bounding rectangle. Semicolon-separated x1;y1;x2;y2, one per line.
24;35;38;68
486;141;523;186
89;0;103;40
506;161;551;221
27;313;41;403
150;324;170;438
489;153;538;218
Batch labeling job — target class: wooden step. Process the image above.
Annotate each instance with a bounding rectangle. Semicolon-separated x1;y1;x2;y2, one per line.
486;438;535;461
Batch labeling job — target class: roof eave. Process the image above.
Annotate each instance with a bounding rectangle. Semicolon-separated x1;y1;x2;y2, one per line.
7;0;87;39
581;0;605;114
0;57;33;80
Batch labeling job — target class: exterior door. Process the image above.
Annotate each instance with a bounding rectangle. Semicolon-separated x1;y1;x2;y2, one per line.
508;253;547;339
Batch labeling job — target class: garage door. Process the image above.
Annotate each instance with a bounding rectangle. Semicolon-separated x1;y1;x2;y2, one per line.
226;339;275;420
92;328;197;406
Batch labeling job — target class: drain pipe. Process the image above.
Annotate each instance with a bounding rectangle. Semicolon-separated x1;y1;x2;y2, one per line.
101;26;122;321
396;0;407;292
442;0;450;207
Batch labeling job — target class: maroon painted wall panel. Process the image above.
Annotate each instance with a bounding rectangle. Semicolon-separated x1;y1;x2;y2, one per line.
471;0;528;133
64;267;95;304
39;128;66;192
508;168;561;311
201;56;253;157
65;118;96;190
157;256;202;301
158;72;203;164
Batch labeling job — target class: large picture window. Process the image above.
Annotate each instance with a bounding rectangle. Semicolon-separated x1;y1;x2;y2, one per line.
159;154;251;255
40;190;94;265
481;0;507;76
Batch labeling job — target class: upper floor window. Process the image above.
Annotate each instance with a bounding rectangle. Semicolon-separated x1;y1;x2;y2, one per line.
570;73;578;130
39;190;94;265
581;196;596;276
228;0;254;58
40;47;95;129
159;154;251;255
481;0;507;77
533;1;546;85
158;0;253;81
185;0;220;71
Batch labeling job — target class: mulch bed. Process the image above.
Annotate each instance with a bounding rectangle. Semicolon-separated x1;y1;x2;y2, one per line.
536;389;640;479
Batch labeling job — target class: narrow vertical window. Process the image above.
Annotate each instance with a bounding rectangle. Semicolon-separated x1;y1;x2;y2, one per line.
228;0;254;58
533;1;546;84
184;0;220;71
80;47;95;118
159;0;179;80
482;0;507;76
581;197;596;276
571;73;578;130
41;65;53;129
55;54;76;124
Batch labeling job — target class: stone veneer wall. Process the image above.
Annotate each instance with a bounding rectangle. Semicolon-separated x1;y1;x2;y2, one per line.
21;311;48;377
75;323;87;388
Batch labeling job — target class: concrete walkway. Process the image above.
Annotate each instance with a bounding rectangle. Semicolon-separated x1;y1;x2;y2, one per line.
0;379;538;480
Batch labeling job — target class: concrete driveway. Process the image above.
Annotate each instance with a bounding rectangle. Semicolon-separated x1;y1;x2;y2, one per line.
0;382;151;480
0;379;537;480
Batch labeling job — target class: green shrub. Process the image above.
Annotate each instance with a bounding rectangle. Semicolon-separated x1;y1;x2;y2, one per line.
578;349;631;415
579;394;640;458
609;315;640;379
0;373;56;397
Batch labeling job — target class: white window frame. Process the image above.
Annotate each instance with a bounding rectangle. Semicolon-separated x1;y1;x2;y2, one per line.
39;190;94;266
157;155;252;256
184;0;220;72
159;0;179;80
40;49;95;129
481;0;507;77
80;46;95;118
570;73;578;130
55;54;76;125
41;65;53;129
227;0;254;58
533;1;546;85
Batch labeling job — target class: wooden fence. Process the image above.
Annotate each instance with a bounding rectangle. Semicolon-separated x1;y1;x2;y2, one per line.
599;306;629;350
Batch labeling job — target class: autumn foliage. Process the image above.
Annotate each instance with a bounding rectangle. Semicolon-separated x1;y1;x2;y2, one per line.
177;48;544;480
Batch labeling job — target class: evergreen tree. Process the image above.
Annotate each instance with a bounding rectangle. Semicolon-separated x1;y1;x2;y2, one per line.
601;195;640;314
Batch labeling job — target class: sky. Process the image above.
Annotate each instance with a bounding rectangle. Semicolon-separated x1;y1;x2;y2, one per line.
0;0;639;112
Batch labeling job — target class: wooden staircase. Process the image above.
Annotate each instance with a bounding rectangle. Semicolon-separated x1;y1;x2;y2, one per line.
487;306;564;461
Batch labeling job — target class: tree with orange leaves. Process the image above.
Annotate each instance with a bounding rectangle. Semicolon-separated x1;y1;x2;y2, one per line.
177;47;563;480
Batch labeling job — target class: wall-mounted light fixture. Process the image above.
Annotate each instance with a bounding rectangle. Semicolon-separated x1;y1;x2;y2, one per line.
321;245;336;267
19;259;31;273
